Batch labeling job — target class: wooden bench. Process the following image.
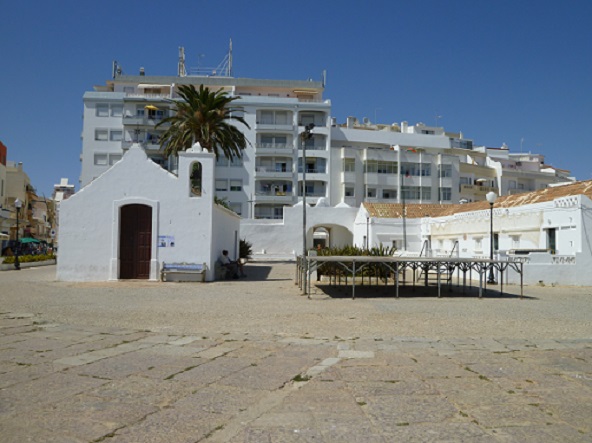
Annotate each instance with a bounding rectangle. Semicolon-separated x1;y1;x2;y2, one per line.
161;262;206;282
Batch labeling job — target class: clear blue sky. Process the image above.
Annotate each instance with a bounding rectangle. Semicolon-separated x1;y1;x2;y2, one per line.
2;0;591;197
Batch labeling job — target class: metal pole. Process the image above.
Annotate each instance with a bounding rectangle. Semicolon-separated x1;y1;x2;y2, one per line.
14;202;21;271
366;216;369;250
301;124;314;295
401;173;407;251
488;202;497;284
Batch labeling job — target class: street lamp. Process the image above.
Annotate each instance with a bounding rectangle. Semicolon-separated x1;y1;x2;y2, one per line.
486;191;497;284
14;198;22;271
301;123;314;294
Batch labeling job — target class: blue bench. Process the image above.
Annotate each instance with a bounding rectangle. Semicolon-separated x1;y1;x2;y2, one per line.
161;262;206;282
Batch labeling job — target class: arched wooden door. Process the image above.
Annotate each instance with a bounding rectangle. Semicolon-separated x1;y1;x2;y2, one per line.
119;204;152;279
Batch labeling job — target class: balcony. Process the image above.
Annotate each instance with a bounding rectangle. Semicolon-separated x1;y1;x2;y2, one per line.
255;166;293;179
298;143;326;151
460;184;496;195
253;191;294;204
255;143;295;155
122;140;162;152
255;122;294;131
123;115;169;127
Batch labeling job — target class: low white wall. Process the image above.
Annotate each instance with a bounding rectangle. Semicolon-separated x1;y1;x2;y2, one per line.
240;206;357;257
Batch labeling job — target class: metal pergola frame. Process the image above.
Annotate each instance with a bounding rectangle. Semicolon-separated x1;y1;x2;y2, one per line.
296;256;524;300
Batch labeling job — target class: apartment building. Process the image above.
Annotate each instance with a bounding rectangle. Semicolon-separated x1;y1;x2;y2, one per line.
80;66;331;220
80;61;573;220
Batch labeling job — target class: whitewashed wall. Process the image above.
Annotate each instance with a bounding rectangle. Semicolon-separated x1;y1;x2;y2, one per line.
423;195;592;286
240;205;357;257
57;144;239;282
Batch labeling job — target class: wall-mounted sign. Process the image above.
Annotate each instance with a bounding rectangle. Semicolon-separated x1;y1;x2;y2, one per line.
158;235;175;247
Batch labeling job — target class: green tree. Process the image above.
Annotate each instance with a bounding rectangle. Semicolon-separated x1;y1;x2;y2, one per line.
157;84;250;159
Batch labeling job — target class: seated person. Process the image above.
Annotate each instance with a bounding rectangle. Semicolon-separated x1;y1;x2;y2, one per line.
219;250;246;278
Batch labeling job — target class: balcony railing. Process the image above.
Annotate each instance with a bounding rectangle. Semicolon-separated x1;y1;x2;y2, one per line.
460;184;496;194
122;140;162;151
255;143;293;150
122;115;170;126
297;168;327;174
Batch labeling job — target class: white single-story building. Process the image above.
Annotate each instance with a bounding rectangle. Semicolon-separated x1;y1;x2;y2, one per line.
57;143;240;282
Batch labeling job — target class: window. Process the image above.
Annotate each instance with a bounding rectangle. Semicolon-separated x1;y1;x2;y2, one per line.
94;153;108;165
110;130;123;142
366;187;376;198
343;158;355;172
439;187;452;201
230;180;242;191
421;187;431;200
109;154;122;165
96;104;109;117
300;113;316;126
230;157;243;167
401;162;431;177
95;129;108;141
438;164;452;178
365;160;397;174
111;105;123;117
402;186;421;200
344;186;354;197
382;189;397;199
260;110;289;125
215;179;228;191
260;134;288;148
275;162;288;172
216;157;229;167
190;162;202;196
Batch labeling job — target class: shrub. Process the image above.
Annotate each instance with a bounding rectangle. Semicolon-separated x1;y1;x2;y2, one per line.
2;254;56;264
239;238;253;260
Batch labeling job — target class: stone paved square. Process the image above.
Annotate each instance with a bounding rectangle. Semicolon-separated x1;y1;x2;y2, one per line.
1;263;591;442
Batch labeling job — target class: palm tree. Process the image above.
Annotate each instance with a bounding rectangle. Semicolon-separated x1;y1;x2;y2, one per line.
157;84;250;159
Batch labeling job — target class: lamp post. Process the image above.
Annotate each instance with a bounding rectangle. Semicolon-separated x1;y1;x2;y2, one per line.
486;191;497;284
366;216;370;250
301;123;314;294
14;198;22;271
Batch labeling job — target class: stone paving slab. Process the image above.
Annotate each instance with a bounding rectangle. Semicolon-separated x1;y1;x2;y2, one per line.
1;264;592;442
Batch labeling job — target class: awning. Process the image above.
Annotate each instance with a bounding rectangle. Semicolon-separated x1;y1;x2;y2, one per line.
20;237;41;244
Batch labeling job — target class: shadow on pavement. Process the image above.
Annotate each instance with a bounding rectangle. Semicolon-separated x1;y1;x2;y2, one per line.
313;283;537;300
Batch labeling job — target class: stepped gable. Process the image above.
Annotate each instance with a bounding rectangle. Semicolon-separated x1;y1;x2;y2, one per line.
365;179;592;219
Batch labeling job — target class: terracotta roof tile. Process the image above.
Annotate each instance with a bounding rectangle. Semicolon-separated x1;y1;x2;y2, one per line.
364;179;592;219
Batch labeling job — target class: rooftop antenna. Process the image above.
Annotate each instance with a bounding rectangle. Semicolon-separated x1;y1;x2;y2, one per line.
435;114;442;127
178;47;186;77
187;39;232;77
228;38;233;77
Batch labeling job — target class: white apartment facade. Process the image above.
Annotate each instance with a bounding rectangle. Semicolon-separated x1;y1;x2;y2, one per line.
81;72;331;221
80;68;573;221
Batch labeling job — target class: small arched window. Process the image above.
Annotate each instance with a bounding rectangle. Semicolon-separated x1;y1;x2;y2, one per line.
190;161;202;196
